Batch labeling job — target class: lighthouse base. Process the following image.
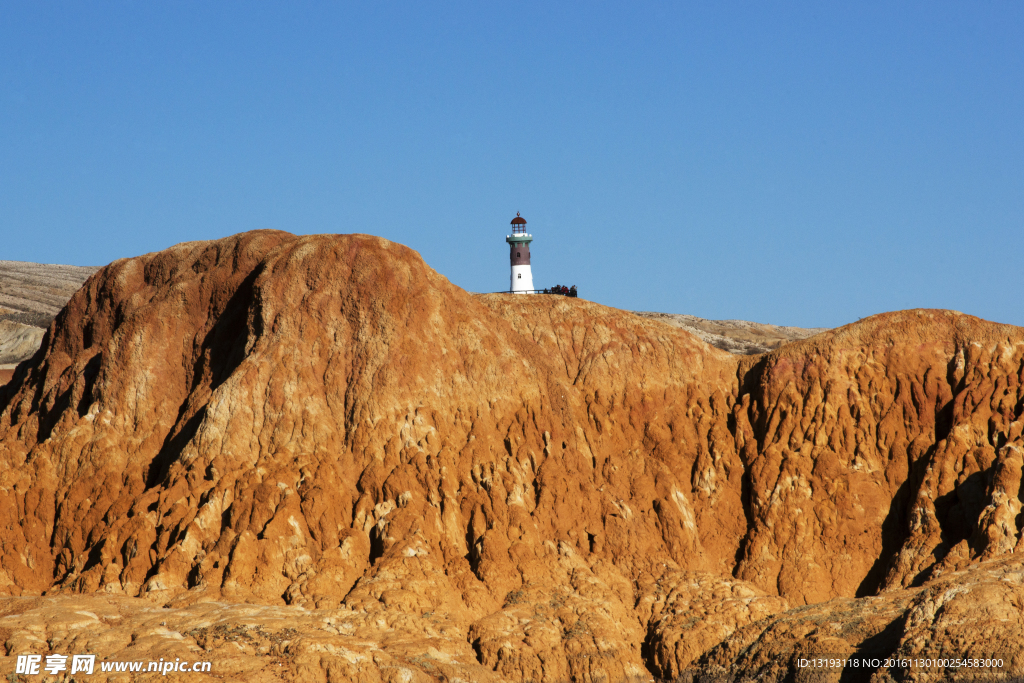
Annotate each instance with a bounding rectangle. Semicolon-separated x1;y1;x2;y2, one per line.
510;265;535;293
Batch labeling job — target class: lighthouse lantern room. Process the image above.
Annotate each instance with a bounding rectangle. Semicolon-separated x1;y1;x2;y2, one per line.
506;213;535;293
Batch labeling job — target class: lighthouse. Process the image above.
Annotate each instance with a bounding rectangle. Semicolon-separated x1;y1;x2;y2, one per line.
506;213;535;293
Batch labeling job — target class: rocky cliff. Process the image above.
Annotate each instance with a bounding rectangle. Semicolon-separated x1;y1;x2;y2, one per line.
0;231;1021;682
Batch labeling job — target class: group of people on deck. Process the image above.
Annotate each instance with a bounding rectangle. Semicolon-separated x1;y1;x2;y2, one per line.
543;285;577;297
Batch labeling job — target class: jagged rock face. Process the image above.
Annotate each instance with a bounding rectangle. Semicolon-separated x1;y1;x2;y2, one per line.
0;231;1022;682
733;312;1024;605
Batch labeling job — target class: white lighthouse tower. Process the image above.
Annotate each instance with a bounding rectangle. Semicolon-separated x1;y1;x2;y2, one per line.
506;213;535;293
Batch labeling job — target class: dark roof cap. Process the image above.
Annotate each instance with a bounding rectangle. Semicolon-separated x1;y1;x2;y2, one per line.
510;212;527;225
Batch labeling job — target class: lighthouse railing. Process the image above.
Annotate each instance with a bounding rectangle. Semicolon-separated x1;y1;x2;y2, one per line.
488;288;579;297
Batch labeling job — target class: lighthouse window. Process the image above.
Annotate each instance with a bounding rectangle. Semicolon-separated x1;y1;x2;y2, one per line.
517;252;521;257
517;274;522;279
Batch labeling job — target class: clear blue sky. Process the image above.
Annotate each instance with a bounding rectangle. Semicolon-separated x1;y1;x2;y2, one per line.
2;2;1021;327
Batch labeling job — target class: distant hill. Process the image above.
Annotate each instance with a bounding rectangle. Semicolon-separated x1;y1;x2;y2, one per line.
0;260;98;327
0;260;97;371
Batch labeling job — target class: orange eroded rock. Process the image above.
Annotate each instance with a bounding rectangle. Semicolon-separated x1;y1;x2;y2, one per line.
0;231;1021;681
